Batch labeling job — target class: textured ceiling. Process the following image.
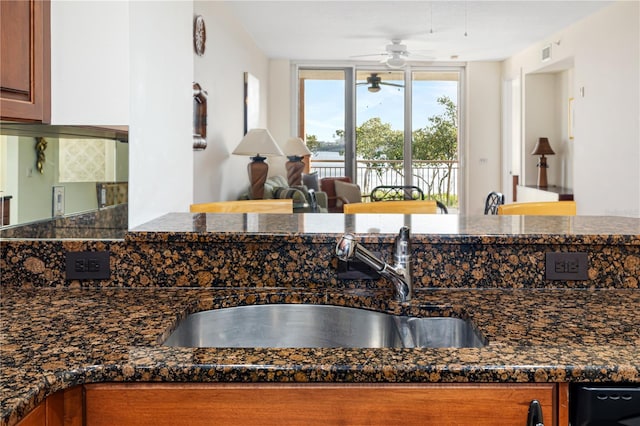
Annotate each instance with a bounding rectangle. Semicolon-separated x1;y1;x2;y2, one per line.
224;1;612;63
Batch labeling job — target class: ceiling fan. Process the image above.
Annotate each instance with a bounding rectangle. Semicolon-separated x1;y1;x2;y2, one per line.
351;39;432;69
356;73;404;93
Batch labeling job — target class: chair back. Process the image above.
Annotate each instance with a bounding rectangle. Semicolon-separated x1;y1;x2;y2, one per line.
497;201;576;216
371;185;424;201
484;191;505;215
370;185;448;213
320;177;352;212
343;200;438;214
189;199;293;214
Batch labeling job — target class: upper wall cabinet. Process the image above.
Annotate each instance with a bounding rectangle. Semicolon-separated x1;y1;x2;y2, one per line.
0;0;51;122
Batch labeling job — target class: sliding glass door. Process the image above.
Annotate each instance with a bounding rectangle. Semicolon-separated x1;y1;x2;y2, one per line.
297;66;461;210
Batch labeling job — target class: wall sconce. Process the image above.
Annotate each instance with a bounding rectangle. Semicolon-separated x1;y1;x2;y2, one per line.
531;137;555;187
232;129;283;199
35;137;47;174
283;137;312;187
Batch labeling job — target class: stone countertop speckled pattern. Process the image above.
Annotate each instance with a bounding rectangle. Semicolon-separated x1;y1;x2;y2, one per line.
2;287;640;426
129;213;640;245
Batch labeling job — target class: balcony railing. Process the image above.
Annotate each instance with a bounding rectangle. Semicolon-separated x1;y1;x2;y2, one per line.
310;159;459;206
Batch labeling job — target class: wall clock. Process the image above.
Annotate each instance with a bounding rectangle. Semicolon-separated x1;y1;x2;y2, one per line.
194;15;206;56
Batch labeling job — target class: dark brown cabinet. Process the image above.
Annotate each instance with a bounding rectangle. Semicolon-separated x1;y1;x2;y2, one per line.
0;0;50;122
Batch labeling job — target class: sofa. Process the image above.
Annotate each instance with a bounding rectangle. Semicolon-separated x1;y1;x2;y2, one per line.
240;175;328;213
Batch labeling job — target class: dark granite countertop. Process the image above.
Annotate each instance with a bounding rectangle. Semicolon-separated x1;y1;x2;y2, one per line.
129;213;640;245
2;286;640;426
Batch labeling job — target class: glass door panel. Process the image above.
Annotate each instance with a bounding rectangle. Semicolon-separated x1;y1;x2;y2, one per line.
411;71;459;209
355;70;405;199
298;69;346;179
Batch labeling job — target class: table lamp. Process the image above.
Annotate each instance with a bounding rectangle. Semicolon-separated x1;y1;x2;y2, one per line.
283;137;312;186
531;137;555;188
232;129;283;199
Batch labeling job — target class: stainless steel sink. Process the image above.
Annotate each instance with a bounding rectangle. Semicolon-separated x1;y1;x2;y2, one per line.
163;304;486;349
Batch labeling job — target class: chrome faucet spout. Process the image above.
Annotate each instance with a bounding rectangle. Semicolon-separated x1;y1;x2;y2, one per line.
336;226;413;302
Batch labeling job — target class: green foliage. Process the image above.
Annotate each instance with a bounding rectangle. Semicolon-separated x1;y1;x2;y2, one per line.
305;134;320;154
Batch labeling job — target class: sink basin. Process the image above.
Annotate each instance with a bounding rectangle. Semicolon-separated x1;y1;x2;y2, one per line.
163;304;486;349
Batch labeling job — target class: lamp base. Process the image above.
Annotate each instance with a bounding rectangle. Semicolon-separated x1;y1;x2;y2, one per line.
248;157;268;199
286;156;305;187
536;155;549;188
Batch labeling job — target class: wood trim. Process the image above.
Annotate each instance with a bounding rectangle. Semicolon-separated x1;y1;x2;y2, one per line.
297;77;305;140
62;386;84;426
15;401;45;426
557;382;569;426
513;174;519;202
46;391;64;426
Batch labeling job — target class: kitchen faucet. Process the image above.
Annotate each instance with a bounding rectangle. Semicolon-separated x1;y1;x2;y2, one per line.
336;226;413;302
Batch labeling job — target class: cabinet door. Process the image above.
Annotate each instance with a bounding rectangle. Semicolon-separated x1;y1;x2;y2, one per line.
0;0;50;122
85;383;558;426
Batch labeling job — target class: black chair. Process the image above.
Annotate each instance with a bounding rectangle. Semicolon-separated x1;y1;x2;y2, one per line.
484;191;505;215
371;185;448;214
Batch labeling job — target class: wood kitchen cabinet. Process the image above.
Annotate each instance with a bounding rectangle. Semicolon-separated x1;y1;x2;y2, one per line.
82;383;567;425
16;383;567;425
15;387;81;426
0;0;51;122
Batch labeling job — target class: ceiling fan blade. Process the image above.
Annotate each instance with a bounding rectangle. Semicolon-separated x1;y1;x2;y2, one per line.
380;82;404;88
350;53;387;58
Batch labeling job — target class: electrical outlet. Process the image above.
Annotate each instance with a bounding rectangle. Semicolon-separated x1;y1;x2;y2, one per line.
545;252;588;280
66;251;110;280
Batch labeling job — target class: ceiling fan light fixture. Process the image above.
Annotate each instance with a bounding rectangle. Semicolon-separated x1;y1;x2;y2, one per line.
386;55;405;69
368;82;381;93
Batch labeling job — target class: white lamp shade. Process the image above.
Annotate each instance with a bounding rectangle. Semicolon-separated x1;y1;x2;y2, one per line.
232;128;284;157
283;137;312;157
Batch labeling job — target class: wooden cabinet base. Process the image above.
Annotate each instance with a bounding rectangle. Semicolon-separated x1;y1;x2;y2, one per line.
15;386;82;426
84;383;563;426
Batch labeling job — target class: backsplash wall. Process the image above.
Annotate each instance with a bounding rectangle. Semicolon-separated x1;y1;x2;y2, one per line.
1;226;638;290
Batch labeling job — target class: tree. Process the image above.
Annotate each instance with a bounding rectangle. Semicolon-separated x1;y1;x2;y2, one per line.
305;134;320;154
412;96;457;161
412;96;458;202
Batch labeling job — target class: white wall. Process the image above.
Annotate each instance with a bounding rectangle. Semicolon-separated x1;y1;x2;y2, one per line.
129;1;193;228
504;1;639;217
192;2;270;203
265;59;294;178
50;0;129;125
465;62;502;215
524;74;561;187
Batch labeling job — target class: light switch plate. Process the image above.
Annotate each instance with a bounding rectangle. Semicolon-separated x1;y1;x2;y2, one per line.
52;186;65;217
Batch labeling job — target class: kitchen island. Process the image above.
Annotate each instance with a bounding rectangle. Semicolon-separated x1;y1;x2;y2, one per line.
1;214;639;425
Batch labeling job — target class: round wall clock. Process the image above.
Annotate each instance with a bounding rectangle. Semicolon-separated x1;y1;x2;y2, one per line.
194;15;206;56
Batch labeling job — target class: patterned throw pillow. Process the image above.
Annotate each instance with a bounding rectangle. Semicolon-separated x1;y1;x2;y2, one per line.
272;187;306;204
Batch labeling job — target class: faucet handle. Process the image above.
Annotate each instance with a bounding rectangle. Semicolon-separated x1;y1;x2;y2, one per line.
394;226;411;258
336;234;357;261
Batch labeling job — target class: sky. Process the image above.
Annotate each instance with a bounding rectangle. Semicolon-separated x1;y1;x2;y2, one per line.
304;76;458;143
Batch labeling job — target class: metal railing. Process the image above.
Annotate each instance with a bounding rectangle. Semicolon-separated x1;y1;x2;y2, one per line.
310;159;458;206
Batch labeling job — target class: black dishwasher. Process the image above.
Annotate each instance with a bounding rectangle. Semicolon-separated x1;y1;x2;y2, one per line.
570;384;640;426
